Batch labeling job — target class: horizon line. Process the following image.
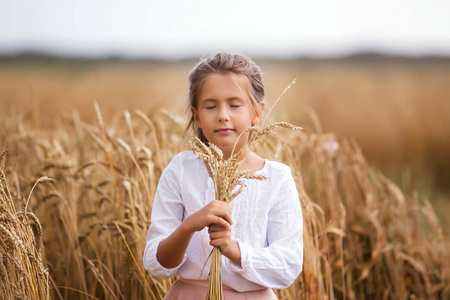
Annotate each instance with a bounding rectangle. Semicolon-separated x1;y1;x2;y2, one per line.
1;49;450;63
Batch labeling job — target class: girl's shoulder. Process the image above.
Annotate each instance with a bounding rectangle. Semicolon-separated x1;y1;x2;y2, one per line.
261;159;293;177
170;150;197;162
253;159;296;189
166;151;204;170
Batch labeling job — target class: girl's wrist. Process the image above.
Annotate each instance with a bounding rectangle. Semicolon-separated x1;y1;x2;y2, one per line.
181;218;196;235
227;241;242;267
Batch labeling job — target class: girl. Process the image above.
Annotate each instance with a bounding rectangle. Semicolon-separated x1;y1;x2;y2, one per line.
143;53;303;299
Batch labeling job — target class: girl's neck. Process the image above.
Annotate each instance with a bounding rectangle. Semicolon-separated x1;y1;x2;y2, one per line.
222;146;265;173
222;145;249;161
240;151;265;172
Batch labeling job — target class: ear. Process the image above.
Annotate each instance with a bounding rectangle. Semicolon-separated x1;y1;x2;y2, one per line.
190;106;202;128
251;102;266;125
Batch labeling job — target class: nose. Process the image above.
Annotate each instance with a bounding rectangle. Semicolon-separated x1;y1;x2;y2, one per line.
217;105;229;122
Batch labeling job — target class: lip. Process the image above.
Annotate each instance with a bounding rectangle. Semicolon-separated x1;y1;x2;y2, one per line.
215;128;235;134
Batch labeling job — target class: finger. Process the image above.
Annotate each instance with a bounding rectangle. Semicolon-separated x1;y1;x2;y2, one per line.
208;217;231;227
209;231;217;240
206;211;230;226
209;230;230;241
211;216;231;229
208;224;220;234
207;201;233;225
212;200;233;215
209;222;232;230
208;207;232;226
209;223;232;234
209;238;225;248
220;202;233;215
216;209;233;225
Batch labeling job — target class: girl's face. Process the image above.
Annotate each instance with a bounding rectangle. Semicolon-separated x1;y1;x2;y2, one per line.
191;73;262;158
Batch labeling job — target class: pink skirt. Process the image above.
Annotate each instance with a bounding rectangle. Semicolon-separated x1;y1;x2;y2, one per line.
163;279;278;300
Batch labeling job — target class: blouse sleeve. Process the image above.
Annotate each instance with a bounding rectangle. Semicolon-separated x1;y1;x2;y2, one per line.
226;168;303;289
142;154;188;279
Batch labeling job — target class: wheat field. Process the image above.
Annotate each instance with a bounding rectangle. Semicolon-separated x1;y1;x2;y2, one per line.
0;58;449;299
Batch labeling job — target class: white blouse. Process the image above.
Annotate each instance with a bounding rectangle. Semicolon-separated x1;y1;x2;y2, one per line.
143;151;303;292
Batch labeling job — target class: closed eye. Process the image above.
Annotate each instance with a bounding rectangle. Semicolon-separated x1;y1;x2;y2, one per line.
230;105;241;108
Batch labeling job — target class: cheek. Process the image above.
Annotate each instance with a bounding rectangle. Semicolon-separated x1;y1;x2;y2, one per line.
197;111;214;128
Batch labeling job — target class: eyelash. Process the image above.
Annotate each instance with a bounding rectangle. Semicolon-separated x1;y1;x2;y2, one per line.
205;105;240;109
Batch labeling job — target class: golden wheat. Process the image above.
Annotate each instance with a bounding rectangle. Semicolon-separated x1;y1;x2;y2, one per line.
0;171;50;299
0;105;448;299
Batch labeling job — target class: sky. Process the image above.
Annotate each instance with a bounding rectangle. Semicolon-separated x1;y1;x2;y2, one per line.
1;0;450;59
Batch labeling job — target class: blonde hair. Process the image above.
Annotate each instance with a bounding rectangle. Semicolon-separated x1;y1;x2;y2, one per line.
186;52;265;143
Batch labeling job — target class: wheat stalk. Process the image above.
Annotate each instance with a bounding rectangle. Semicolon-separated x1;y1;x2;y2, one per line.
24;176;54;212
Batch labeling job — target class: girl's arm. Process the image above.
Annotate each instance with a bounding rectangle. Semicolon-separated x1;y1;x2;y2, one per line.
226;168;303;289
143;153;193;278
156;200;233;268
143;153;236;279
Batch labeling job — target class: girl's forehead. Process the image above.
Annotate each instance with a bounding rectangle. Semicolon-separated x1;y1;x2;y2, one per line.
200;73;251;98
203;73;242;86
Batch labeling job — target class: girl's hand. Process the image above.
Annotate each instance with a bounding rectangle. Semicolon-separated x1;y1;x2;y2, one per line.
208;224;242;266
183;200;233;233
156;200;231;269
